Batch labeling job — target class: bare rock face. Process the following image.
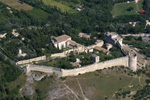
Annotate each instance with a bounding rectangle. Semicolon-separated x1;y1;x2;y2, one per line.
21;71;46;96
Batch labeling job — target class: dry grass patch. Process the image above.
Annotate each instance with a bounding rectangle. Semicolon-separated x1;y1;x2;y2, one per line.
0;0;33;10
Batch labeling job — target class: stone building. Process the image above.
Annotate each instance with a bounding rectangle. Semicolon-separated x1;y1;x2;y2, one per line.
17;49;27;57
51;34;83;54
105;32;123;47
91;54;99;63
95;40;104;47
51;34;71;49
0;33;7;39
135;0;140;3
78;32;91;39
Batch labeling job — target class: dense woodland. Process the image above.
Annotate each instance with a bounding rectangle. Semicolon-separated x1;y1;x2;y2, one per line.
0;56;24;100
0;0;150;60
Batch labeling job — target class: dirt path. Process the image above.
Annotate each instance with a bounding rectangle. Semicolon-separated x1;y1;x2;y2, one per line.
64;84;80;100
76;79;89;100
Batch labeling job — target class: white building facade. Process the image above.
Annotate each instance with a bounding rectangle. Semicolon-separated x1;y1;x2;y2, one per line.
52;34;71;50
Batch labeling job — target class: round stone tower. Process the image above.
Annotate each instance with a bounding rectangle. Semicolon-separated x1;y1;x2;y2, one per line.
129;53;137;71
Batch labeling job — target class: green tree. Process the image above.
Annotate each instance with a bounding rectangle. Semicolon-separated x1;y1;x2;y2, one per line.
147;25;150;33
127;7;134;11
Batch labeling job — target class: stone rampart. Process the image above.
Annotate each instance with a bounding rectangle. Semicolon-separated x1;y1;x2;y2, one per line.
61;56;129;77
25;64;62;77
24;56;130;77
16;56;46;65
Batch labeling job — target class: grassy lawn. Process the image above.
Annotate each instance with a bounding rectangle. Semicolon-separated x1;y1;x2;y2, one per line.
42;0;77;13
27;8;49;19
0;0;33;11
112;0;144;17
54;0;80;8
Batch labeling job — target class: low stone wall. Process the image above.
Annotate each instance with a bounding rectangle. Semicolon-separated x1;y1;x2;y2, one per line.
122;33;150;37
24;56;129;77
51;46;85;58
51;53;66;58
16;56;46;65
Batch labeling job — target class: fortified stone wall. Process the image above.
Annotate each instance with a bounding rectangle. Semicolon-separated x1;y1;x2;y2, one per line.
24;56;130;77
16;56;46;65
25;64;62;77
61;56;129;77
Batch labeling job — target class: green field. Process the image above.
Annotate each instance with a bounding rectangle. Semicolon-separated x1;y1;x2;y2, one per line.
43;0;77;13
112;0;144;17
27;8;49;19
0;0;33;11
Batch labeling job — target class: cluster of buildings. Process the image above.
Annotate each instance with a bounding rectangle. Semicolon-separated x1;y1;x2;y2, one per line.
51;32;123;66
21;31;138;77
0;29;19;40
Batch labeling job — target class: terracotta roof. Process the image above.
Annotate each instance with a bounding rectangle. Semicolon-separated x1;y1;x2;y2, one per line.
54;34;71;43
